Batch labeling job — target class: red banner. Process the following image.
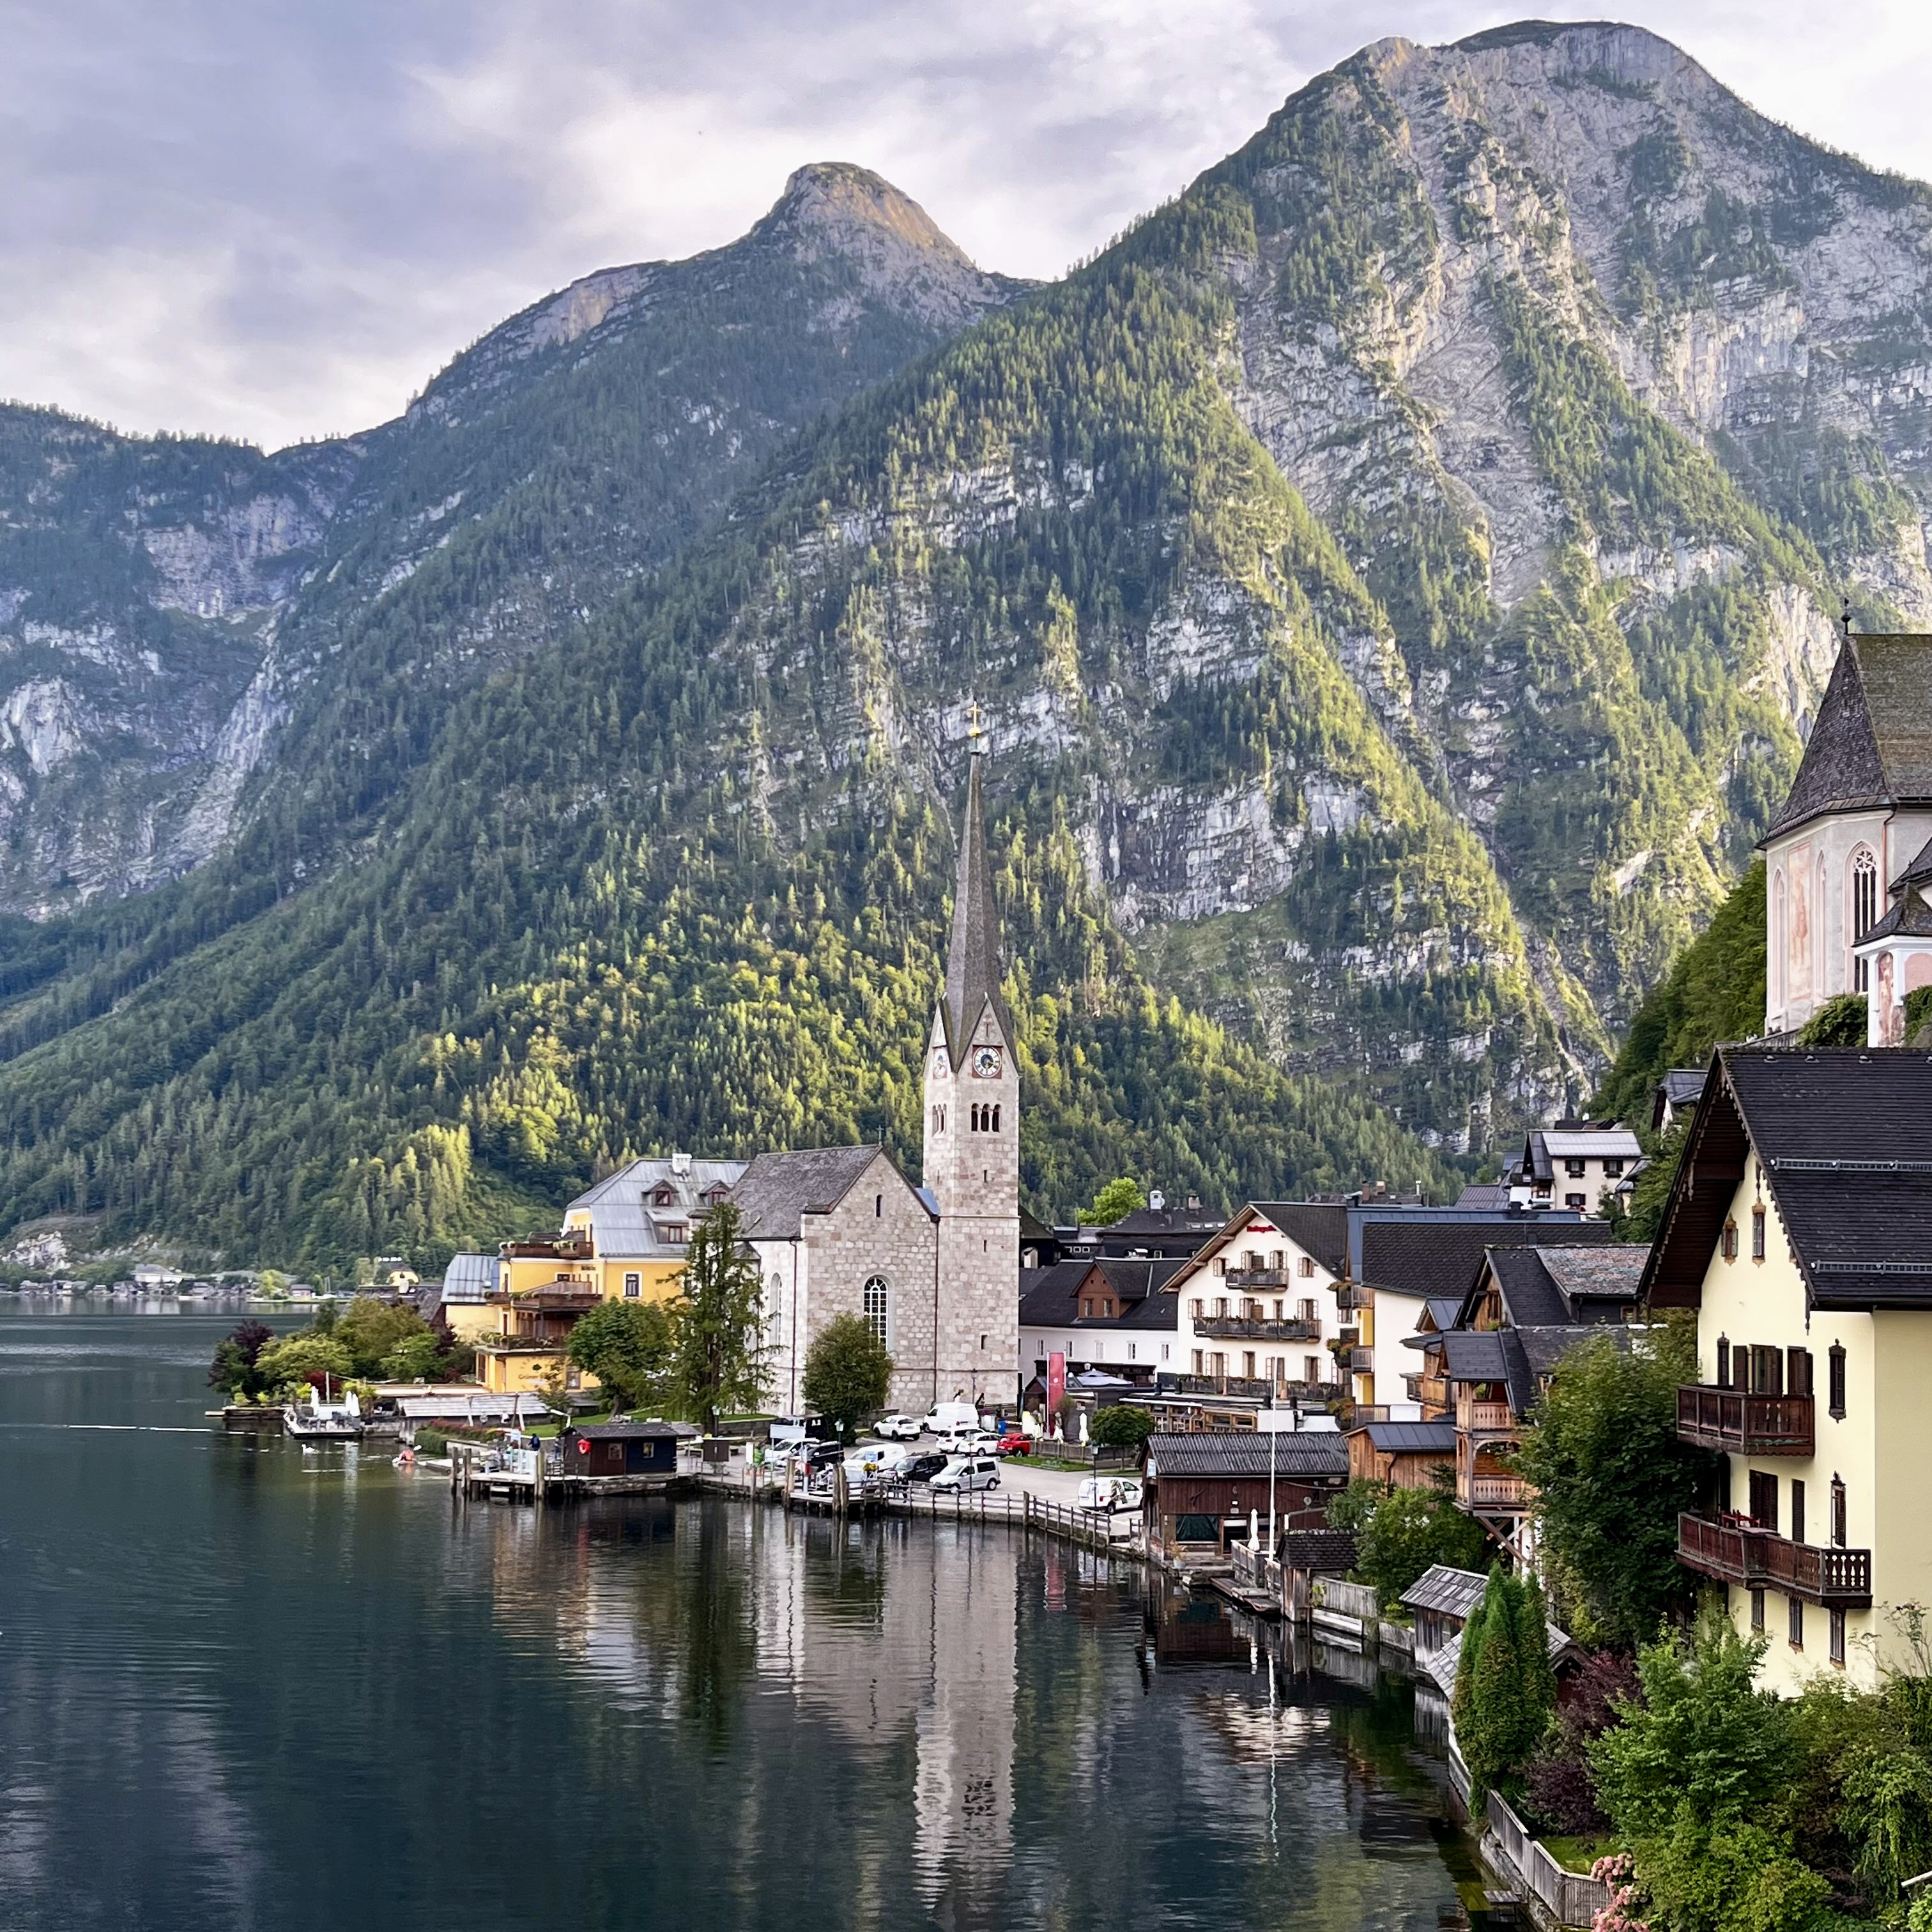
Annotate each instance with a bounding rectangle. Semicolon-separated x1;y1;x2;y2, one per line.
1047;1350;1066;1423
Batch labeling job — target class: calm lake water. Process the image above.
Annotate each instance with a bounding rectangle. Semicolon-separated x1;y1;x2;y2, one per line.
0;1306;1485;1931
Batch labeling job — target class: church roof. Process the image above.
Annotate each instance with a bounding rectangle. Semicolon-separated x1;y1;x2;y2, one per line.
727;1146;908;1241
1765;632;1932;843
940;746;1009;1066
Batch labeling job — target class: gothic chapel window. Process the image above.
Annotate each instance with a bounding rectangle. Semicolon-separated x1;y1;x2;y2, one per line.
1853;849;1880;989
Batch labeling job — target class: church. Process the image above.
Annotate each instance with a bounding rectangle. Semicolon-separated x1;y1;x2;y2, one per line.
735;732;1022;1418
1761;629;1932;1045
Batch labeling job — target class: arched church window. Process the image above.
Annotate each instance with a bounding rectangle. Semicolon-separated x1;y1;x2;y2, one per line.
862;1275;889;1347
1773;870;1786;1011
990;1104;1000;1132
1852;848;1880;990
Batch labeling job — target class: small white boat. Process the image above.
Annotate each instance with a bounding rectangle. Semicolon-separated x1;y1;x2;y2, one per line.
282;1384;365;1441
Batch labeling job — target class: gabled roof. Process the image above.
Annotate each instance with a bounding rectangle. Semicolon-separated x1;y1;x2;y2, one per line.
568;1419;691;1439
1147;1431;1349;1478
728;1146;903;1241
1661;1068;1708;1106
1765;632;1932;842
1400;1564;1489;1620
1537;1127;1642;1162
1017;1261;1184;1329
939;747;1010;1065
1644;1047;1932;1311
1473;1246;1648;1328
565;1156;748;1256
1248;1203;1350;1275
1358;1216;1612;1302
441;1252;500;1301
1454;1182;1512;1209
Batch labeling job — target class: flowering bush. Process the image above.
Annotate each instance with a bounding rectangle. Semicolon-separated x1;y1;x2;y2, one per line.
1590;1853;1650;1932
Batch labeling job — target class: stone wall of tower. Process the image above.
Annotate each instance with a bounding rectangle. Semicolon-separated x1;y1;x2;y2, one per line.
923;1001;1020;1409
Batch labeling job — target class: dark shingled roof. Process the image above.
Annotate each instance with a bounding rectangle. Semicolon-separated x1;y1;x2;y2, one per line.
1247;1202;1350;1276
1765;633;1932;842
1400;1564;1489;1619
1476;1246;1649;1328
1147;1431;1349;1478
1359;1216;1612;1303
1353;1420;1458;1454
940;747;1009;1065
1018;1259;1184;1329
1644;1048;1932;1311
728;1146;899;1240
1100;1206;1225;1241
569;1420;689;1439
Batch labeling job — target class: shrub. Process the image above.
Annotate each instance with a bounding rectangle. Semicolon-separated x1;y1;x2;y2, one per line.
1354;1475;1487;1602
1795;990;1867;1048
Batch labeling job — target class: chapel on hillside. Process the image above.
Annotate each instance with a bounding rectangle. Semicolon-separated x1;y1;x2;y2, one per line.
1761;629;1932;1043
738;732;1021;1418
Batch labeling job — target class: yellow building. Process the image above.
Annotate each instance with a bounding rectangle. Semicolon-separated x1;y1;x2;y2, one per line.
1645;1046;1932;1694
468;1156;749;1397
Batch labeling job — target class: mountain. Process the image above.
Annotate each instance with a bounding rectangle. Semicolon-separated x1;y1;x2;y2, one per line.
0;164;1023;914
6;23;1932;1272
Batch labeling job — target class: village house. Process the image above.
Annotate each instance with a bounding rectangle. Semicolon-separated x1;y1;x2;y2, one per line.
1761;629;1932;1040
560;1154;746;1301
1505;1122;1643;1214
1643;1046;1932;1693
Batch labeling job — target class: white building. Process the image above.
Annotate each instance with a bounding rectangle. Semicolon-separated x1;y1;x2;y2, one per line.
1506;1123;1641;1214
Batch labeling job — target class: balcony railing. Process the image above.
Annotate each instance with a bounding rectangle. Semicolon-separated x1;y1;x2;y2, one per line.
1337;1344;1373;1374
1224;1269;1289;1289
1333;1284;1371;1312
1677;1514;1872;1607
1460;1472;1529;1510
1462;1400;1516;1433
1676;1386;1814;1457
1195;1316;1321;1342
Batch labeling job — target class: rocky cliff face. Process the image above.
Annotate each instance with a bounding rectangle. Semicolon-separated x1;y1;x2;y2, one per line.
0;165;1022;915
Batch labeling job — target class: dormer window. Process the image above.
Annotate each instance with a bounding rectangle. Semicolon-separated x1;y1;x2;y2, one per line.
652;1186;677;1208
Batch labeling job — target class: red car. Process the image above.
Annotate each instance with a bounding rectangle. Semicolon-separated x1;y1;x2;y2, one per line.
998;1431;1032;1455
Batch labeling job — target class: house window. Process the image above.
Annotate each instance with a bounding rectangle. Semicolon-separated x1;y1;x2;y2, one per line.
1789;1597;1804;1650
1190;1299;1203;1321
1215;1257;1226;1276
1215;1298;1228;1319
1722;1222;1739;1262
1828;1345;1846;1418
1791;1479;1806;1545
1273;1300;1285;1321
1191;1350;1203;1374
1752;1206;1766;1261
1161;1344;1169;1362
1788;1348;1813;1399
1749;1346;1782;1396
1565;1193;1586;1211
1603;1159;1624;1178
1715;1335;1730;1386
1832;1476;1846;1548
1129;1343;1136;1361
652;1186;676;1208
1751;1589;1765;1633
1566;1158;1587;1179
1305;1355;1321;1384
623;1272;641;1299
1080;1300;1092;1319
1748;1469;1778;1532
1243;1351;1257;1379
1830;1607;1847;1667
1211;1353;1226;1377
661;1223;688;1245
1271;1251;1285;1271
1299;1298;1317;1324
1299;1256;1315;1278
862;1275;889;1347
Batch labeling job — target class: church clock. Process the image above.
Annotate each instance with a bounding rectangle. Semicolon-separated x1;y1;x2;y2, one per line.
970;1044;1004;1080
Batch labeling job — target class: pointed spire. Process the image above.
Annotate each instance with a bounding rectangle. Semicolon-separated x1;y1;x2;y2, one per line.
942;722;1007;1064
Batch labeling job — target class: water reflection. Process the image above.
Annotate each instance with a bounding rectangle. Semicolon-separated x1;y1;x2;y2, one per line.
0;1310;1482;1932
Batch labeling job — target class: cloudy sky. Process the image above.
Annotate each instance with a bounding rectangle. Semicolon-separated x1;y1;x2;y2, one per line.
4;0;1930;450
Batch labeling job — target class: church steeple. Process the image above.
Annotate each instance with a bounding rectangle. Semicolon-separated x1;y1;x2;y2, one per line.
940;721;1008;1066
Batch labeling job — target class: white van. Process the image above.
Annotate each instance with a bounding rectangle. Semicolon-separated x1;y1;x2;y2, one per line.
1077;1476;1144;1513
923;1400;981;1437
930;1455;1000;1494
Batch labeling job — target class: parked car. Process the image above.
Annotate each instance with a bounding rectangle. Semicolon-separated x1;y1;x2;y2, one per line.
930;1455;1001;1494
939;1428;996;1457
891;1450;949;1483
997;1431;1032;1455
922;1400;981;1437
1077;1475;1144;1512
875;1413;921;1440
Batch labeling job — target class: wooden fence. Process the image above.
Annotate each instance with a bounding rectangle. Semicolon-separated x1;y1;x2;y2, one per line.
1485;1789;1609;1928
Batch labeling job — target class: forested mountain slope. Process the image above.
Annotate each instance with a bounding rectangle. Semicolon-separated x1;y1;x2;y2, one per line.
0;164;1022;916
8;21;1932;1271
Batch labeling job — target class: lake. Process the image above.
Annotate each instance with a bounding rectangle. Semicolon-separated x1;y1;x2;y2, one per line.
0;1305;1488;1931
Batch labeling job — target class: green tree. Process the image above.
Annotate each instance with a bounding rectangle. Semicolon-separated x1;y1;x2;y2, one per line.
381;1330;449;1382
207;1319;275;1400
1078;1177;1148;1226
1354;1473;1488;1602
801;1312;893;1443
1089;1403;1154;1451
333;1294;431;1376
673;1202;769;1432
1453;1567;1557;1806
569;1298;679;1414
255;1331;353;1392
1514;1319;1719;1648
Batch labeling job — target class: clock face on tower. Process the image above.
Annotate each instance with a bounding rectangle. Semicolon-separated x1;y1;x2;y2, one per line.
971;1044;1004;1080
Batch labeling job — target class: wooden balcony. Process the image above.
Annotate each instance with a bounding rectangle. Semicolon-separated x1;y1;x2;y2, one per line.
1333;1283;1371;1312
1676;1386;1814;1457
1195;1315;1321;1342
1462;1399;1516;1434
1460;1471;1529;1510
1677;1514;1872;1607
1225;1268;1288;1289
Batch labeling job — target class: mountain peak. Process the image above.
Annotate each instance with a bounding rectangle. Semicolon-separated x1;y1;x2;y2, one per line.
753;162;1018;329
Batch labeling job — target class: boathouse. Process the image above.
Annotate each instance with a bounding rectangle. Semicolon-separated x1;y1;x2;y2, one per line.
1142;1430;1349;1561
558;1420;684;1478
